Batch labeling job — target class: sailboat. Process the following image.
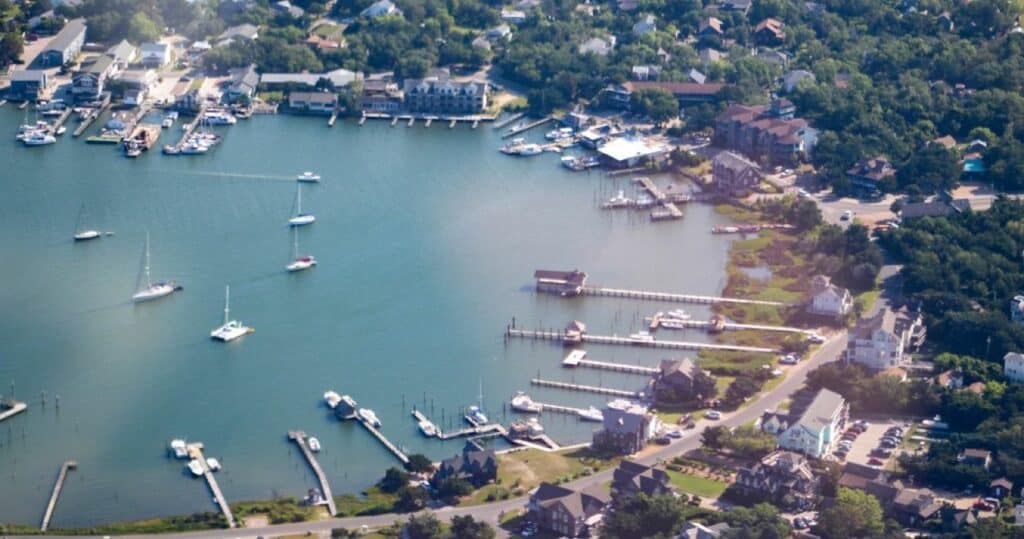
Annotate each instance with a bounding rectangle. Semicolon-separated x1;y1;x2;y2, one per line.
467;378;488;424
73;203;102;241
131;232;180;302
210;285;253;342
287;184;315;227
285;227;317;272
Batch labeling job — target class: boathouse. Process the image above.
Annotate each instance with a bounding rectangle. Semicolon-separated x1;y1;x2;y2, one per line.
534;269;588;296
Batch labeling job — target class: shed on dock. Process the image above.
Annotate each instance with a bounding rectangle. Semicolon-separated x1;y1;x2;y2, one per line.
535;269;588;296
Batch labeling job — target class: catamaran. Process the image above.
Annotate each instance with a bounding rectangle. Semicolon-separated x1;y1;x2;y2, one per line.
288;184;315;226
210;285;253;342
73;203;102;241
132;232;179;302
285;228;317;272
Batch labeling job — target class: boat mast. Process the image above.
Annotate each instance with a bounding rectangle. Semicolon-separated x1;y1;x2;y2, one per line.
292;227;298;260
223;285;230;325
143;231;152;287
296;184;302;216
478;378;484;411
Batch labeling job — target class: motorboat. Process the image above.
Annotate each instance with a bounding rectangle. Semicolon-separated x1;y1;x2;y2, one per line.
524;417;545;435
666;309;691;320
468;405;488;425
418;420;438;437
499;138;527;154
169;439;188;459
511;391;542;413
55;126;67;136
601;190;633;209
659;319;689;330
517;143;543;156
296;171;321;183
74;230;101;241
132;232;180;303
210;285;253;342
308;437;321;452
358;408;381;427
578;406;604;422
286;255;317;272
206;458;222;471
23;131;56;146
288;184;315;226
324;390;342;409
629;330;655;343
203;110;237;125
178;142;209;155
162;117;174;128
545;127;573;140
187;459;204;476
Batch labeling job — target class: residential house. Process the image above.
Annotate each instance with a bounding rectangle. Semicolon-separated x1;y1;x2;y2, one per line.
631;65;662;81
9;70;49;101
783;69;815;92
115;69;157;106
306;34;342;51
611;460;672;500
633;14;656;36
226;64;258;102
714;101;818;166
773;388;847;458
592;399;659;455
890;488;942;526
534;269;588;296
680;522;731;539
991;478;1014;498
39;18;86;67
105;40;137;74
528;483;610;538
139;42;171;68
846;156;895;192
1005;352;1024;383
756;49;789;68
937;11;954;31
485;24;512;42
698;17;724;37
175;88;202;113
501;9;527;24
929;135;957;150
273;0;305;18
806;274;853;319
360;79;404;113
403;75;488;114
432;443;498;487
605;81;727;110
361;0;402;18
579;36;615;56
217;24;259;46
734;450;820;510
688;68;707;84
596;136;672;168
967;139;989;153
718;0;752;13
699;48;726;66
958;448;992;470
876;367;908;382
712;150;763;196
845;307;926;371
935;369;965;389
653;358;716;404
288;92;338;114
754;18;786;44
72;55;114;102
28;10;56;31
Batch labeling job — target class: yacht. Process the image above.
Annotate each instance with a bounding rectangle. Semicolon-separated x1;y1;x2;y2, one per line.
467;405;488;425
629;330;655;343
578;406;604;422
524;417;545;436
55;126;67;136
499;138;526;154
308;437;321;452
288;184;315;226
545;127;573;140
74;230;101;241
358;408;381;427
169;439;188;459
296;171;321;183
132;232;180;303
178;142;209;155
210;285;253;342
601;190;633;209
22;131;56;146
203;110;237;125
285;228;317;272
418;419;438;437
511;391;542;413
517;143;543;156
324;390;342;409
187;459;205;476
206;458;222;471
666;309;691;320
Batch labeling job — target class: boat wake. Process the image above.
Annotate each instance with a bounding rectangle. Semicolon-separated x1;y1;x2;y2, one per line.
180;171;294;182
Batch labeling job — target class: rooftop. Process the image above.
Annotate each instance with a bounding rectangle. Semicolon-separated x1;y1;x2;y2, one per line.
597;136;670;162
45;18;86;54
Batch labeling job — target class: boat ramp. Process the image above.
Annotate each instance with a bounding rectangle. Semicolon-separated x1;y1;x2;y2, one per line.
186;443;236;529
40;461;76;532
506;326;776;353
287;431;337;516
0;399;27;423
530;377;641;398
561;350;658;375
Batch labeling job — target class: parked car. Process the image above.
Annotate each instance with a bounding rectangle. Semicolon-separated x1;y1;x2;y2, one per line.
705;410;722;420
868;458;884;466
807;333;825;343
880;440;898;449
840;210;854;221
793;517;808;530
974;500;996;511
667;430;684;439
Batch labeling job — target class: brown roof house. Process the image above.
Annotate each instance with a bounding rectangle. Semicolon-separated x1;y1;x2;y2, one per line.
890;487;942;526
652;358;717;405
610;460;672;501
734;450;820;510
714;101;818;166
528;482;611;537
534;269;588;296
754;18;786;44
991;477;1014;498
712;151;763;196
432;443;498;487
847;156;895;192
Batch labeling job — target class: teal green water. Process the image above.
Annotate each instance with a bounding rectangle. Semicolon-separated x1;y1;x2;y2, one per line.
0;109;732;526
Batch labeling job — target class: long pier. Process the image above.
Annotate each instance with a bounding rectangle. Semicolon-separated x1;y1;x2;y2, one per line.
172;105;207;150
287;431;338;516
507;327;776;353
562;350;658;375
40;461;77;532
579;286;787;307
651;315;812;335
502;116;553;138
493;112;525;129
187;444;236;528
531;378;640;398
356;418;409;465
0;399;27;423
73;96;111;137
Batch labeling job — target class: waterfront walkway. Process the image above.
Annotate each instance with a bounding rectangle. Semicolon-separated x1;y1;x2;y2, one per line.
507;327;776;353
288;431;338;516
649;314;812;335
579;286;787;307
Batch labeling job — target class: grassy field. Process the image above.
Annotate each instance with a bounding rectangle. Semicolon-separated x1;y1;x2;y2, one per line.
666;470;730;498
334;487;398;517
461;447;615;506
312;22;347;41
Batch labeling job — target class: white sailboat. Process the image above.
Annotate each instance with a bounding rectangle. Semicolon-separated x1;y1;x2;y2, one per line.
285;228;317;272
296;171;321;182
73;203;102;241
210;285;253;342
288;184;315;226
132;232;179;302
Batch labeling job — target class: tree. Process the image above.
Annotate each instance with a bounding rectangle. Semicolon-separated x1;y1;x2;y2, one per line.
403;512;442;539
435;476;473;499
632;88;680;126
450;515;496;539
405;453;434;473
817;488;886;539
394;485;429;512
725;377;761;405
379;467;410;493
0;32;23;69
602;494;688;539
702;425;728;450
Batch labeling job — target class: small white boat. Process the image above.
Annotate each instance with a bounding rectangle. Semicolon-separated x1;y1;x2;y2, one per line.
23;131;56;146
666;309;691;320
55;126;67;136
169;439;188;459
296;171;321;183
517;143;543;156
206;458;221;471
324;391;342;409
210;285;253;342
285;228;317;272
629;330;655;343
308;437;321;452
601;190;633;208
187;459;204;476
178;142;209;155
162;117;174;128
358;408;381;427
660;319;689;329
511;391;542;413
418;420;437;437
74;230;101;241
288;184;315;227
578;406;604;422
545;127;573;140
203;110;237;125
468;405;488;425
132;232;180;303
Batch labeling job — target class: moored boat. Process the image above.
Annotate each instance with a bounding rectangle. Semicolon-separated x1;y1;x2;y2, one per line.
296;171;321;182
210;285;253;342
358;408;381;427
324;391;342;409
187;459;204;476
578;406;604;422
511;391;542;413
308;437;321;452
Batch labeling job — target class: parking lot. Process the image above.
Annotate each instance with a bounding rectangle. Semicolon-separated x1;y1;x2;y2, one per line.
834;418;909;469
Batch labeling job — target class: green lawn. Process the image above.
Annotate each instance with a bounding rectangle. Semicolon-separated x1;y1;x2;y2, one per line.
666;470;730;498
856;288;882;313
188;77;205;92
334;487;398;517
461;447;616;506
312;22;347;40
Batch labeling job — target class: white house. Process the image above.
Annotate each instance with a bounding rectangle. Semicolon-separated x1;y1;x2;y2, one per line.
579;36;616;56
807;275;853;319
139;42;170;68
845;308;925;371
361;0;402;18
1012;295;1024;323
501;9;527;24
774;389;847;459
1005;352;1024;383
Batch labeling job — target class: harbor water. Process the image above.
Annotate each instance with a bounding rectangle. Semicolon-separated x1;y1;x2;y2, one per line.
0;109;733;526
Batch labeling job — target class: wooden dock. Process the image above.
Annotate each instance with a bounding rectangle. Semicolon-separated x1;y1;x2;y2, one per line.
51;107;74;134
449;119;456;128
533;401;588;416
651;315;812;335
493;112;525;129
531;378;640;398
40;461;77;532
356;418;409;465
328;111;338;127
651;203;683;221
391;116;398;127
287;431;338;516
171;105;206;151
561;350;658;375
187;444;236;528
73;97;111;137
407;117;415;127
501;116;553;138
579;286;787;307
0;399;27;423
507;327;776;353
438;423;506;441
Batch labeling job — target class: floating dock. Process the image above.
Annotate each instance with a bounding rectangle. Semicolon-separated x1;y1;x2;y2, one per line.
561;350;658;375
507;327;776;353
502;116;554;138
531;378;640;398
0;399;27;423
40;461;77;532
73;96;111;137
287;431;338;516
187;443;236;529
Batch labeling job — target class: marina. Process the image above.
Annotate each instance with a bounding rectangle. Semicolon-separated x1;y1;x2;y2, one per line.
40;461;77;532
287;431;338;516
506;326;777;353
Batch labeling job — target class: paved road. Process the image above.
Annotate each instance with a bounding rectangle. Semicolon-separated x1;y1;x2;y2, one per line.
15;335;845;539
